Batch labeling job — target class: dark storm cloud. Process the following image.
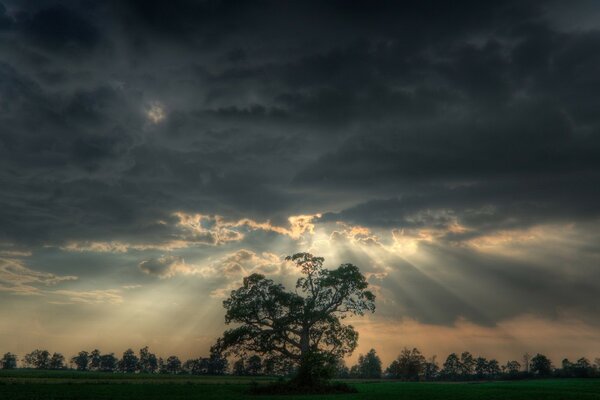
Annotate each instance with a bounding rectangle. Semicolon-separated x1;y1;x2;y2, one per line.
1;0;600;329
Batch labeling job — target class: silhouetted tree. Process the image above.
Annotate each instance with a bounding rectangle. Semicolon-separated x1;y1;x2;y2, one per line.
530;353;553;376
487;359;501;377
138;346;158;373
475;357;488;379
504;360;521;375
23;349;50;369
354;348;382;379
263;357;277;376
573;357;594;378
333;359;350;378
459;351;475;376
49;353;65;370
182;359;202;375
71;351;89;371
119;349;138;373
233;358;245;376
386;347;425;381
214;253;375;387
207;351;228;375
246;355;263;375
100;353;118;372
441;353;460;380
90;349;101;371
561;358;574;377
1;352;17;369
423;356;439;381
522;352;531;373
183;353;228;375
165;356;182;374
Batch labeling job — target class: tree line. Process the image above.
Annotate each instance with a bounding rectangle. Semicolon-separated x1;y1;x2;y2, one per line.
0;347;227;375
334;348;600;381
2;347;600;381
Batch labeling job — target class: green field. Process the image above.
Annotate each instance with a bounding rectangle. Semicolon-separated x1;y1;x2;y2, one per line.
1;370;600;399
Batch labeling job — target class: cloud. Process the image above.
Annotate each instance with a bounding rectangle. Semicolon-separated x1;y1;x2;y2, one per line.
61;241;131;253
202;249;288;297
0;258;77;295
138;255;195;278
0;258;125;305
209;249;284;277
51;289;123;305
61;212;320;254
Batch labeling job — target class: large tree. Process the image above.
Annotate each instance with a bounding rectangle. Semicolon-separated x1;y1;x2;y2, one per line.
214;253;375;386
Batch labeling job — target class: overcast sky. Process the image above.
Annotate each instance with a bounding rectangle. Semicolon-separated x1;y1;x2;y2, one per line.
1;0;599;365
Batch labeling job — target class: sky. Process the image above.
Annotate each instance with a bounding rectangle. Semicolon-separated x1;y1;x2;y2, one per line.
1;0;600;366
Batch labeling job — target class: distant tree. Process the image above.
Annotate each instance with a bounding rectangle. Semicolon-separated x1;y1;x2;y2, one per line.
246;355;263;376
459;351;475;376
263;357;277;376
207;351;228;375
504;360;521;375
423;356;439;381
100;353;118;372
71;351;90;371
530;353;552;376
23;349;51;369
138;346;158;373
561;358;574;377
386;359;400;378
486;359;501;377
90;349;102;371
182;359;201;375
386;347;425;381
183;353;228;376
574;357;593;378
233;358;245;376
119;349;138;373
158;357;166;374
355;349;382;379
1;352;17;369
441;353;461;379
522;353;531;373
475;357;488;379
165;356;182;374
214;253;375;387
49;353;65;370
333;359;350;378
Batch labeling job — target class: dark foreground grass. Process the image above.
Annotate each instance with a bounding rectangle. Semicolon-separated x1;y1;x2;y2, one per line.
1;371;600;399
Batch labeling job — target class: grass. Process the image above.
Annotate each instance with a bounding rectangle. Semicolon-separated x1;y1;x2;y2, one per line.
1;370;600;399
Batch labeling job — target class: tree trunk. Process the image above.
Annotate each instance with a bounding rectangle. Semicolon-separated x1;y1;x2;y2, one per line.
292;325;335;387
299;326;310;357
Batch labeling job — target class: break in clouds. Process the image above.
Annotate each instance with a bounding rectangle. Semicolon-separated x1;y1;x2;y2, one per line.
0;1;599;360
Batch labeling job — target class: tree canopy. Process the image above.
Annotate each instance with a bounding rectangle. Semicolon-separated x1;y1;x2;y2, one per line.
214;252;375;386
